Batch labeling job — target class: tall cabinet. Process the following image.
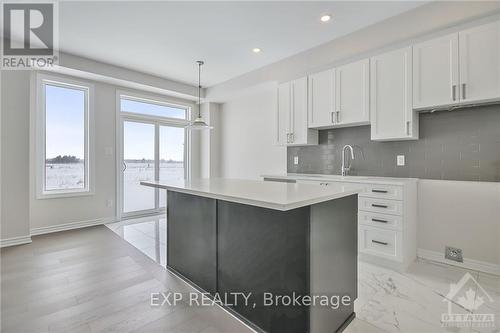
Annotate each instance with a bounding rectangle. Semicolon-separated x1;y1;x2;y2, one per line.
370;47;418;141
413;20;500;109
277;77;318;146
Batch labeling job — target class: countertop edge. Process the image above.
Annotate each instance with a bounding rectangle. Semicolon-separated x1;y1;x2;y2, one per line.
140;181;360;211
261;174;419;185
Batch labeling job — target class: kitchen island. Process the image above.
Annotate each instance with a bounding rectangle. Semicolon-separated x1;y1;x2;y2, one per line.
141;178;361;333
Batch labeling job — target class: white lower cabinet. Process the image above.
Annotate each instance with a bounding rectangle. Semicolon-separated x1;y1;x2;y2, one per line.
359;226;403;262
282;177;417;271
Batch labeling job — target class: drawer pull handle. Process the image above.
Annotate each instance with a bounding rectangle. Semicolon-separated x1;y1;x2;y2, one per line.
372;240;388;246
372;189;388;193
372;218;388;223
372;204;388;208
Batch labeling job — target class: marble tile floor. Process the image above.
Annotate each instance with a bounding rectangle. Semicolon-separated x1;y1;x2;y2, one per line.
107;215;500;333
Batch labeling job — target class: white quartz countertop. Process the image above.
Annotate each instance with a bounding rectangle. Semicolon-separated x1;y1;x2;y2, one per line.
141;178;362;211
262;173;418;186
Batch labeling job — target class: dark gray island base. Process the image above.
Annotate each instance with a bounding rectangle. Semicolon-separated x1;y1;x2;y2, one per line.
166;191;358;333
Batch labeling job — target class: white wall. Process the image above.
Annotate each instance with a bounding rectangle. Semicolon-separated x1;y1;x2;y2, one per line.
1;68;198;241
418;180;500;266
1;71;31;240
219;83;286;180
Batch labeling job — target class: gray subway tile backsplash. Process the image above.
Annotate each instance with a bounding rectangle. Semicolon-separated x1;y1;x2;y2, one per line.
287;104;500;182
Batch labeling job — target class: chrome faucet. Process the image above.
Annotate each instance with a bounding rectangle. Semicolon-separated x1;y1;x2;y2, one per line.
341;145;355;176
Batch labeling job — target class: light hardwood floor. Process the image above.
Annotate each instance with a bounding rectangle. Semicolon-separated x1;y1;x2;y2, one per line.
0;226;254;333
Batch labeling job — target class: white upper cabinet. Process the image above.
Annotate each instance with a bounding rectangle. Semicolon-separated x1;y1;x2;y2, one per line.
277;77;318;146
459;20;500;104
413;20;500;109
308;58;370;129
413;33;459;109
308;69;335;128
335;58;370;126
276;82;290;146
370;47;418;141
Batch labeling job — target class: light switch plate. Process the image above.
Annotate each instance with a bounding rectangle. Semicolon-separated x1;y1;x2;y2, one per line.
294;156;299;165
397;155;405;166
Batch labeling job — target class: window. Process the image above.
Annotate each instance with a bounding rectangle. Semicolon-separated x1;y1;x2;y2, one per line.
36;75;94;198
120;96;187;119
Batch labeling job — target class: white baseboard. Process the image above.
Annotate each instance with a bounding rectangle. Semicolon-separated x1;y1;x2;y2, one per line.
30;217;117;236
417;248;500;276
0;235;33;248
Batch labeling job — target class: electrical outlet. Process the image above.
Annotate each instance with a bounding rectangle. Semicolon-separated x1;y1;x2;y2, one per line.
445;246;463;263
397;155;405;166
294;156;299;165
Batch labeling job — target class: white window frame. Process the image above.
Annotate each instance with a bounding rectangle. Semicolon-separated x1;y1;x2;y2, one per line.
115;90;193;219
35;73;95;199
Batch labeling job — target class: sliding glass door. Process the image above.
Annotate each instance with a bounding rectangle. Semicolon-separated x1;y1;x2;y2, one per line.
119;94;189;218
123;121;156;213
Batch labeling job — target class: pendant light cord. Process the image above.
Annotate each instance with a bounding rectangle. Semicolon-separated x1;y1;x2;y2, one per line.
197;61;203;118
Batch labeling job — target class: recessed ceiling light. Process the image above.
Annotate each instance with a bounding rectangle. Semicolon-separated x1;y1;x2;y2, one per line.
320;14;332;22
252;48;262;53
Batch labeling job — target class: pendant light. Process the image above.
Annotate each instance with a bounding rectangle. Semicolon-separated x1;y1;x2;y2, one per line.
186;60;213;130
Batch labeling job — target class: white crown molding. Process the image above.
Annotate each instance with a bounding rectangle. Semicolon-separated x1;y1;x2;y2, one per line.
417;248;500;277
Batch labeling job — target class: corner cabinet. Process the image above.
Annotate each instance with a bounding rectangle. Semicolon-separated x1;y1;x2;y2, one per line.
370;47;418;141
413;20;500;110
277;77;318;146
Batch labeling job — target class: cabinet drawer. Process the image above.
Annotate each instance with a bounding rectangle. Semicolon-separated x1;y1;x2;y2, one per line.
359;226;402;261
359;197;403;216
358;211;402;231
361;184;403;200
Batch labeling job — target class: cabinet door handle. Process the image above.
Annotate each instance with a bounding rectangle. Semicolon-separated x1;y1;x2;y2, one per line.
452;84;457;101
372;240;388;246
372;189;388;193
372;204;388;208
406;121;410;136
331;111;335;123
462;83;466;100
336;111;340;123
372;218;388;224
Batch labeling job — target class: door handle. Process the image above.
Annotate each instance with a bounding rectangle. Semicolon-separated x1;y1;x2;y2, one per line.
452;85;457;101
336;111;340;123
462;83;466;100
372;240;388;246
372;189;388;193
406;121;410;136
331;111;335;123
372;204;388;208
372;218;388;223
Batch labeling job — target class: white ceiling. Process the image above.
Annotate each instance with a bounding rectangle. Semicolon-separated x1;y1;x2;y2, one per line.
59;1;426;87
